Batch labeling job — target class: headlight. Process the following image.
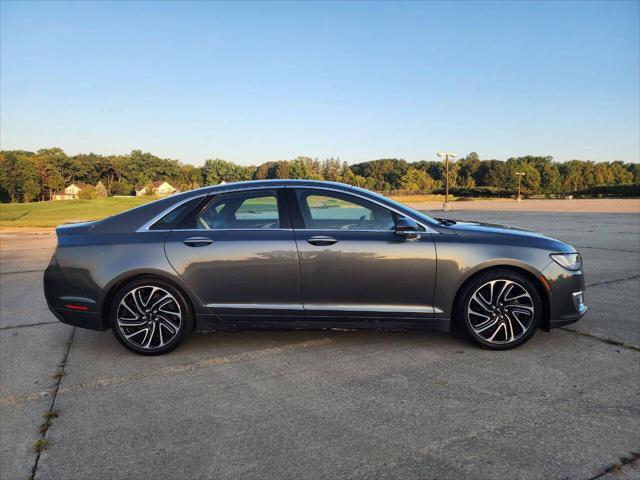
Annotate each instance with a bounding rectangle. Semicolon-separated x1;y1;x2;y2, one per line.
550;253;582;271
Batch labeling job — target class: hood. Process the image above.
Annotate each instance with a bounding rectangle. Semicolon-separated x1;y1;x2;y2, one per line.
440;219;576;253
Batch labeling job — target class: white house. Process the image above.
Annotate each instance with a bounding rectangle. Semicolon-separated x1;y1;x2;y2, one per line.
135;180;177;197
52;182;90;200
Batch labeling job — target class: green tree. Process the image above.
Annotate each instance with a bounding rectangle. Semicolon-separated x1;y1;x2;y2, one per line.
322;158;342;182
628;163;640;184
0;152;20;202
350;159;409;190
14;154;41;202
289;157;322;179
180;164;201;190
22;178;40;202
540;162;562;195
201;159;247;184
400;168;437;192
560;161;584;192
506;158;542;193
456;152;480;187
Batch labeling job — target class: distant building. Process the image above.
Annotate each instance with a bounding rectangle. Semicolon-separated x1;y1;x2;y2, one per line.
135;180;177;197
94;180;108;198
52;182;91;201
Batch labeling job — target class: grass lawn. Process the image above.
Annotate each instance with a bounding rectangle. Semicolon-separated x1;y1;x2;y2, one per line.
0;197;158;228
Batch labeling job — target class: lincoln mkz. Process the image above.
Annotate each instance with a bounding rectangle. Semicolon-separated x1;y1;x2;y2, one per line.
44;180;587;355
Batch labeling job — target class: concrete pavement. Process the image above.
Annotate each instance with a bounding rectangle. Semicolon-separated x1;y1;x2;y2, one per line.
0;211;638;480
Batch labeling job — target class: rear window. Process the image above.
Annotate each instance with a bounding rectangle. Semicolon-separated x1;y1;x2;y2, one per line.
149;197;204;230
195;191;280;230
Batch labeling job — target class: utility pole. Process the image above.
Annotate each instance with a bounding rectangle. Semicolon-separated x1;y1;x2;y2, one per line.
437;152;458;210
515;172;525;201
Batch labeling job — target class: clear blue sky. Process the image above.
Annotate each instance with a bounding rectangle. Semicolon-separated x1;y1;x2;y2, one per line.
1;0;638;165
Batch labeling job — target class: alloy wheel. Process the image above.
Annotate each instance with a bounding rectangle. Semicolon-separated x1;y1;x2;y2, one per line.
467;279;535;345
116;285;182;350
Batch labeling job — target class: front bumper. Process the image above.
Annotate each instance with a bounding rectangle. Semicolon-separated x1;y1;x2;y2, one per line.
542;261;587;329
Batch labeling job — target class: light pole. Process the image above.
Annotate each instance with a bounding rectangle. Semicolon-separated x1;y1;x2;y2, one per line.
437;152;458;210
515;172;525;201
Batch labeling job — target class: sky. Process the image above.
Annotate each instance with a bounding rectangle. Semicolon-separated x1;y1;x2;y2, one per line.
1;0;638;166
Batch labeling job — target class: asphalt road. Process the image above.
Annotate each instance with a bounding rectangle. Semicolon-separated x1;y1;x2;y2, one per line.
1;211;639;480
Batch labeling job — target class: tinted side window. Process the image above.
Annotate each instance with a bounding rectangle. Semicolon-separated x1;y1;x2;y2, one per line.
195;190;281;230
295;189;396;230
149;197;205;230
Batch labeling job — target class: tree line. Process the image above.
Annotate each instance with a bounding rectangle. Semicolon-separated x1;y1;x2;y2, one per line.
1;148;638;203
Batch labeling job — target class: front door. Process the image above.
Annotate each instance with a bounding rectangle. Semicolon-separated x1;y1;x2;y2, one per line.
164;188;302;319
289;188;438;320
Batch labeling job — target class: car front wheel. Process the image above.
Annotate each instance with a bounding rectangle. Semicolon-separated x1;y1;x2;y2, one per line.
458;270;543;350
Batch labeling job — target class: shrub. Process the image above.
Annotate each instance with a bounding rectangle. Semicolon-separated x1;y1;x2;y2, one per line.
434;186;515;198
574;184;640;198
110;181;134;196
78;185;97;200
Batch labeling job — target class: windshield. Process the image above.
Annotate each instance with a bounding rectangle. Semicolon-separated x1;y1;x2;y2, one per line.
348;186;441;226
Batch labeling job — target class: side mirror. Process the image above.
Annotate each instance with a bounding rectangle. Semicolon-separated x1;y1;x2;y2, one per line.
394;217;421;240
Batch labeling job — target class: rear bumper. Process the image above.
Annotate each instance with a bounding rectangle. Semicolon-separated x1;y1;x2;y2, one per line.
47;302;103;331
44;255;105;331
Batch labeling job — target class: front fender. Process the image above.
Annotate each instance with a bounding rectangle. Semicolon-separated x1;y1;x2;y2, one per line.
433;237;553;318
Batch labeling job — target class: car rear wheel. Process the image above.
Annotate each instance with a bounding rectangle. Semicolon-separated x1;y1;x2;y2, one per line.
457;270;542;350
110;278;192;355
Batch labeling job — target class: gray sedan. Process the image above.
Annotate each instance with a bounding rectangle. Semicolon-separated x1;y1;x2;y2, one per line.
44;180;587;355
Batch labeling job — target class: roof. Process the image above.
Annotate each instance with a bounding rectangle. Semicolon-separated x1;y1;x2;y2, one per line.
195;179;353;192
135;180;175;190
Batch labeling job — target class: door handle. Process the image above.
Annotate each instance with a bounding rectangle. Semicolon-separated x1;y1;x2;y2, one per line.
307;236;338;246
183;237;213;247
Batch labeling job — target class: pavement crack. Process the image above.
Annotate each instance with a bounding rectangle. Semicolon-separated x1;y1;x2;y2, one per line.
560;327;640;352
58;337;334;396
0;321;58;331
588;451;640;479
574;245;640;253
0;337;334;407
29;327;76;480
586;275;640;288
0;269;46;275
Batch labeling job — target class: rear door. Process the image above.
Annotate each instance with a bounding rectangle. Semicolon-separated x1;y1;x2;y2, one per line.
163;188;302;319
288;187;438;320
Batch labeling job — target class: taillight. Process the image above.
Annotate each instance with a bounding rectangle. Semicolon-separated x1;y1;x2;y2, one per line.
65;304;89;311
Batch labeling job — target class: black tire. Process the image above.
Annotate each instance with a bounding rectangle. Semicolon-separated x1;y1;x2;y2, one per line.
455;269;542;350
109;277;193;355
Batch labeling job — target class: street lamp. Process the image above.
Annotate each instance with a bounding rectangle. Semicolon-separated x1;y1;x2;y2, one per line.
437;151;458;210
515;172;525;201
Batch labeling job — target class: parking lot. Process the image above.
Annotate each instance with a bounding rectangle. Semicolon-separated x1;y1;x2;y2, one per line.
1;209;639;480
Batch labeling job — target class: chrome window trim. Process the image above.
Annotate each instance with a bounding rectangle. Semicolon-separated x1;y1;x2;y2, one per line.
136;193;210;232
291;185;439;234
137;184;438;234
137;186;282;233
